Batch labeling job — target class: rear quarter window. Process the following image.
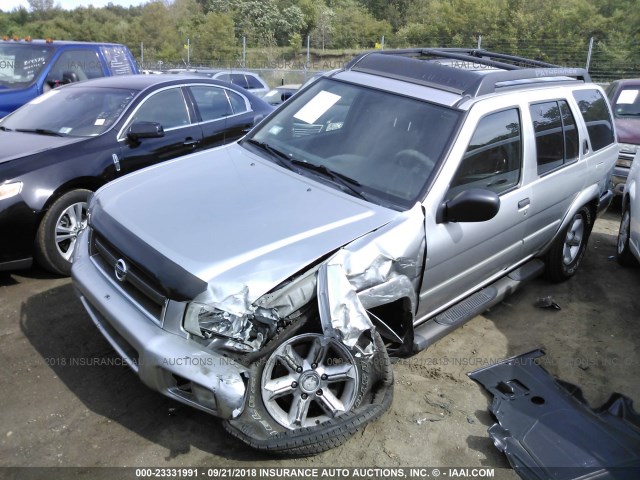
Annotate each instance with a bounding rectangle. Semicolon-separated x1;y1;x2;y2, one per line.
100;46;135;76
246;75;265;89
572;89;615;151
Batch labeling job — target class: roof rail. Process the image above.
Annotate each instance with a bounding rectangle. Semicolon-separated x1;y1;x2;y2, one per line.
345;48;591;98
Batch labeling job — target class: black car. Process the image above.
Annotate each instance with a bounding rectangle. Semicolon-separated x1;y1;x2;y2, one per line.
0;75;273;275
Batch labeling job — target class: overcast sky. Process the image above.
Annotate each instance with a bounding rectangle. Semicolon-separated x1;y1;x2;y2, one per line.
1;0;151;12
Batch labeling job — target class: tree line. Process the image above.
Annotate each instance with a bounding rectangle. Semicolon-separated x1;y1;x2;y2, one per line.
1;0;638;79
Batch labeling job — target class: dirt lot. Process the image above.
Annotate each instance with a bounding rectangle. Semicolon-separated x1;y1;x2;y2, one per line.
1;208;639;479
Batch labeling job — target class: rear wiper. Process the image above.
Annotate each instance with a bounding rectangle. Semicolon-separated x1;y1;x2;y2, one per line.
15;128;66;137
290;159;368;200
243;139;294;171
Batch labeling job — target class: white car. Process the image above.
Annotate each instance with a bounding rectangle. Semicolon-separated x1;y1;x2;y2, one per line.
618;150;640;265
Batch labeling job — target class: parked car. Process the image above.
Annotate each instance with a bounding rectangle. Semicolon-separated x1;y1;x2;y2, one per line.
606;78;640;195
167;68;270;97
0;74;272;274
263;84;300;106
617;150;640;265
0;37;139;117
72;49;617;455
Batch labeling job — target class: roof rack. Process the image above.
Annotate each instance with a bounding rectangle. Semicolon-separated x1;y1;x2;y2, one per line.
346;48;591;98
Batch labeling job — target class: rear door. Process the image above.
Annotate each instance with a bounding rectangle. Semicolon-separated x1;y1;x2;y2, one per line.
117;86;203;174
418;102;530;319
187;84;256;149
521;88;616;254
520;97;583;254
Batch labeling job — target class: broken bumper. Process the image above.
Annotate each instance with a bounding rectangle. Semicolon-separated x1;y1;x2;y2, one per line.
71;229;248;419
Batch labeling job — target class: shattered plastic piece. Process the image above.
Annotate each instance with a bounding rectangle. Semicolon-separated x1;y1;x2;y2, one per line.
317;262;374;349
534;296;561;310
468;349;640;480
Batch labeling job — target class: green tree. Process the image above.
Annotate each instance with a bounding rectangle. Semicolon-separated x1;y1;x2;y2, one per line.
310;6;334;50
332;1;391;49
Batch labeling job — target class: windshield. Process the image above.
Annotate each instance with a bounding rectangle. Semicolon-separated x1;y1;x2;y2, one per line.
613;88;640;117
244;78;461;209
0;43;54;88
0;85;138;137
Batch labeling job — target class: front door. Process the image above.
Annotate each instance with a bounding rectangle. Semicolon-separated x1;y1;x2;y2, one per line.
118;86;203;174
417;106;529;320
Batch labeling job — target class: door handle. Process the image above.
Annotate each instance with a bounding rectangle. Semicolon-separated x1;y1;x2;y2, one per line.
518;198;530;209
184;137;199;148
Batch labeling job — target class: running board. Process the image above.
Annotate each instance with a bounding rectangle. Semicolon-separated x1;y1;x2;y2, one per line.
413;259;545;353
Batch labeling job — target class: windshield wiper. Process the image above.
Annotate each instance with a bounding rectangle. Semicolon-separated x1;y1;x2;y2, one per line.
243;139;295;171
0;125;12;132
290;159;368;200
15;128;67;137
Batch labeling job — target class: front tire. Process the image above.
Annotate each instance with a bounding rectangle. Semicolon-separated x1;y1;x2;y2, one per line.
545;206;592;282
35;189;91;275
223;329;393;456
617;202;638;267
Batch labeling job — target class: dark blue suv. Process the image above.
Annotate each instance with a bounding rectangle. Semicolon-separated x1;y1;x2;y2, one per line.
0;38;138;117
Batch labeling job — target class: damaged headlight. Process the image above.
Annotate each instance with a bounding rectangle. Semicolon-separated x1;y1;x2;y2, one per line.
183;303;277;353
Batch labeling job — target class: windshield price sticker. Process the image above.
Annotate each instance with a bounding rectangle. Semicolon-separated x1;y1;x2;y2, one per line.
293;90;341;124
617;89;639;105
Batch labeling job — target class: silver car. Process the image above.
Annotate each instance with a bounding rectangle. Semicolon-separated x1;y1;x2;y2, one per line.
72;49;617;455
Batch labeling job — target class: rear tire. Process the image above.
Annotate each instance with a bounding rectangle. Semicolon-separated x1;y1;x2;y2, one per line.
223;329;393;456
35;189;91;276
617;202;638;267
544;206;592;282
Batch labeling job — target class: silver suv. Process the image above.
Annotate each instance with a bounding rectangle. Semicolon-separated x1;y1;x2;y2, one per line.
72;49;617;455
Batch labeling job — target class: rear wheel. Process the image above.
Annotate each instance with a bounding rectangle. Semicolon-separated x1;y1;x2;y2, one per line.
617;203;638;267
545;206;592;282
224;329;393;456
35;189;91;275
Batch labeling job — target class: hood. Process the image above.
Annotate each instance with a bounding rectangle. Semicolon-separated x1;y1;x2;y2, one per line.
0;131;85;164
91;143;400;309
615;117;640;145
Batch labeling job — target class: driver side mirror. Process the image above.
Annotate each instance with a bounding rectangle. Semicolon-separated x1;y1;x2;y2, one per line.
437;188;500;223
127;122;164;141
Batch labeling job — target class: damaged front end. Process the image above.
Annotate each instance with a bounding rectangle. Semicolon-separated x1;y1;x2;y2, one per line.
181;203;426;362
177;204;426;455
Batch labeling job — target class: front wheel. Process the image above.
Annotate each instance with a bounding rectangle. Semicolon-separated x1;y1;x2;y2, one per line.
35;189;91;275
617;203;638;267
544;206;592;282
224;330;393;456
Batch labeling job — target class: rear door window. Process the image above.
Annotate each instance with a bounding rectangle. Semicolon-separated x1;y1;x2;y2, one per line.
572;89;615;151
190;85;232;122
530;100;579;175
